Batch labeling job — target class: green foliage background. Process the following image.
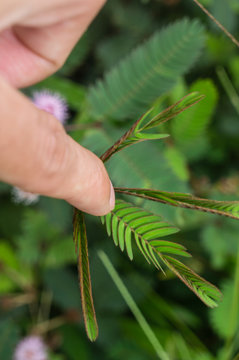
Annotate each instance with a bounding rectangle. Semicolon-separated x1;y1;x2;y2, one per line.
1;0;239;359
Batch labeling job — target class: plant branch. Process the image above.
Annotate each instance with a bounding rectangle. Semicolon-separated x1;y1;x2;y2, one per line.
192;0;239;48
100;93;204;163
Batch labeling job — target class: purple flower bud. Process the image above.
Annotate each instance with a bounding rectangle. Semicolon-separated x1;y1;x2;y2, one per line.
14;335;48;360
32;90;68;124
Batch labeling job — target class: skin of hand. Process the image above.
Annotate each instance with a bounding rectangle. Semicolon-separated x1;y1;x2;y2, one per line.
0;0;115;216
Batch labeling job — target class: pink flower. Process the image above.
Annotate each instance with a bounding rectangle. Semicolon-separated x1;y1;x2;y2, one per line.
12;187;39;205
32;90;68;124
14;335;48;360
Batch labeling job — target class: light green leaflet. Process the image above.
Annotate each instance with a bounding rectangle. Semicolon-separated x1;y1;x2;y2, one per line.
101;200;222;308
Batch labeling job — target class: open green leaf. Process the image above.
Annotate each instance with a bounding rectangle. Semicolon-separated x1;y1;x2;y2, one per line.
115;188;239;220
101;199;186;269
101;200;221;307
73;210;98;341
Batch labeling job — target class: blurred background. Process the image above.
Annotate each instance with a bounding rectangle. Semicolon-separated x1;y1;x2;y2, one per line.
1;0;239;359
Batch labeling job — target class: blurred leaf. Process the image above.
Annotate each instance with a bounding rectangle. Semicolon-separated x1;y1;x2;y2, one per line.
229;55;239;88
210;279;239;339
97;33;140;70
43;268;81;310
171;79;218;160
0;182;10;194
0;241;19;293
49;354;65;360
16;209;73;267
0;320;20;360
201;221;239;269
88;19;205;120
38;198;72;231
44;236;75;268
59;34;91;76
210;0;237;33
164;147;189;181
60;324;90;360
194;354;215;360
109;1;156;37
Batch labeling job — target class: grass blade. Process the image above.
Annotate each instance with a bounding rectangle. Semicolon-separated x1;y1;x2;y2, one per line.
98;250;170;360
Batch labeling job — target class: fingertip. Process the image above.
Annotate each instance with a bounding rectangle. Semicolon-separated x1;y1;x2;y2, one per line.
109;181;115;212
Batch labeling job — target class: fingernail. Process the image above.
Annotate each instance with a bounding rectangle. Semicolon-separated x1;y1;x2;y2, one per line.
109;181;115;211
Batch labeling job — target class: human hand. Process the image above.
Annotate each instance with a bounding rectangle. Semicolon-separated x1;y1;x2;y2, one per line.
0;0;115;216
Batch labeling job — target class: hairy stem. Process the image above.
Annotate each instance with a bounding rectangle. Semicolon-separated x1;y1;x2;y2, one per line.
100;118;140;163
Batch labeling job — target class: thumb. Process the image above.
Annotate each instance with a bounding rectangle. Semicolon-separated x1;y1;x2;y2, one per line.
0;77;115;215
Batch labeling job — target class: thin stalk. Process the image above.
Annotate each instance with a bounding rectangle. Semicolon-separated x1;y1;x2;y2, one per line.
216;67;239;115
192;0;239;48
98;250;170;360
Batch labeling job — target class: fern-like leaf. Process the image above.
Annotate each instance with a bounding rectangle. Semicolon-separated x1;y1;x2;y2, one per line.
115;188;239;220
161;255;221;308
88;19;205;120
101;199;186;268
101;200;221;307
73;209;98;341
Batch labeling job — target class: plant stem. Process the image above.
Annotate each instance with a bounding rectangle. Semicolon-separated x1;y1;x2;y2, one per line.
98;250;170;360
192;0;239;48
100;120;139;163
